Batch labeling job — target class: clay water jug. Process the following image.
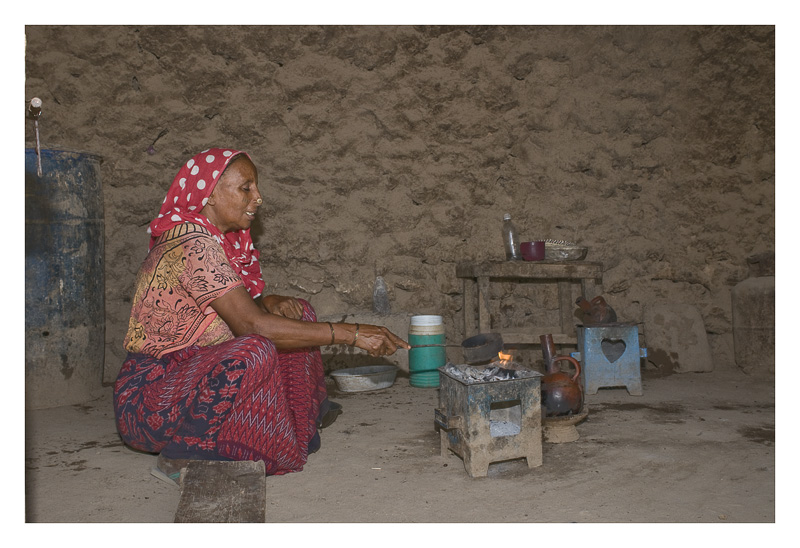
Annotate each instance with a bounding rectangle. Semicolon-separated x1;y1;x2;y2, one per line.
540;334;584;417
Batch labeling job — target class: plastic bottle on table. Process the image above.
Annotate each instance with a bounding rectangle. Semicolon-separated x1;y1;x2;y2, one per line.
502;213;520;261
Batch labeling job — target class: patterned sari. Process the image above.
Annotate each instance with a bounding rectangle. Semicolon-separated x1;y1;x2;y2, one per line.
115;314;326;475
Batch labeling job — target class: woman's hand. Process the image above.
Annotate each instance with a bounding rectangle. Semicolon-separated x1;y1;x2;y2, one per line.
351;324;410;357
261;295;303;320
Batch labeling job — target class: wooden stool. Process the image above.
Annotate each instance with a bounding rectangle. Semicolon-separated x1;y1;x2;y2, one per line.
174;460;266;523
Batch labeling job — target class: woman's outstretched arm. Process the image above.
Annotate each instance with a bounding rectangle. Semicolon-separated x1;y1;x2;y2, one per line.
210;286;409;357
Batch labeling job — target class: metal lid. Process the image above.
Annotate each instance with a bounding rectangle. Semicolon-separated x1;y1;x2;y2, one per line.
410;315;443;326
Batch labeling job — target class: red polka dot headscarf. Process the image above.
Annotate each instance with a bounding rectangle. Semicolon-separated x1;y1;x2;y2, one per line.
148;148;265;298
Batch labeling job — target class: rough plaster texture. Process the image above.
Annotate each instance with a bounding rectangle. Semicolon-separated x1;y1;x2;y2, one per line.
23;25;775;384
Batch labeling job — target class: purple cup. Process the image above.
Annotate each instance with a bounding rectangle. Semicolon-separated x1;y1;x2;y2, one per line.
520;241;545;261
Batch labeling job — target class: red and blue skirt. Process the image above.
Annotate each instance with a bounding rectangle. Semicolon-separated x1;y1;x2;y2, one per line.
113;303;327;476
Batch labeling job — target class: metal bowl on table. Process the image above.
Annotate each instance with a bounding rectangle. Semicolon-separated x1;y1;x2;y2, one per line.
544;239;588;261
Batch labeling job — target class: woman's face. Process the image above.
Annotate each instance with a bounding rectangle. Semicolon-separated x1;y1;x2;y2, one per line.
202;155;262;233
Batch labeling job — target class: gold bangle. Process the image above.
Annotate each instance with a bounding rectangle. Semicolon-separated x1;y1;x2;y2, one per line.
328;322;335;345
352;323;360;346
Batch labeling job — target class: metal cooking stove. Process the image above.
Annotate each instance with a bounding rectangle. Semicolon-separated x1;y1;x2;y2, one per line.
435;364;543;478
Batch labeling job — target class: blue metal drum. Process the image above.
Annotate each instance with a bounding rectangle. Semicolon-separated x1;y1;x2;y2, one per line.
25;149;104;409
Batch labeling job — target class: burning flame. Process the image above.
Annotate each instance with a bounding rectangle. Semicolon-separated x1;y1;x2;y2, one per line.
497;351;513;366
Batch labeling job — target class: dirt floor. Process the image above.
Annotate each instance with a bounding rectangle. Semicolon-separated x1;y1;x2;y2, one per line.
24;366;775;531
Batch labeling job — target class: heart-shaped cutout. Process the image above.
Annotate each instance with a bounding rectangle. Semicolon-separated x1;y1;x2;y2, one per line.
601;338;627;363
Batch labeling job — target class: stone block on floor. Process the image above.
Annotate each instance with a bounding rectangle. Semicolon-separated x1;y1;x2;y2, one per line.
643;303;714;373
732;276;775;375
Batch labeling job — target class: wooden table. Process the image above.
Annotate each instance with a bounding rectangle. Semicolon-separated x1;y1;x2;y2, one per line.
456;260;604;346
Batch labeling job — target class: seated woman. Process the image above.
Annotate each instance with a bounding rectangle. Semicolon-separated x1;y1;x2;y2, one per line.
114;148;409;483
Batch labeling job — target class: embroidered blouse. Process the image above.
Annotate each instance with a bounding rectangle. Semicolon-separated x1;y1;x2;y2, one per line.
124;223;244;358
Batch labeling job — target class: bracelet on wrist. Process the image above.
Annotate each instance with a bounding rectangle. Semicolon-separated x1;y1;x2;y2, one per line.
352;323;360;346
328;322;335;346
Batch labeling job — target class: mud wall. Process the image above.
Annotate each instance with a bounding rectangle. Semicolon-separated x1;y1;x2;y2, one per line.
23;26;775;381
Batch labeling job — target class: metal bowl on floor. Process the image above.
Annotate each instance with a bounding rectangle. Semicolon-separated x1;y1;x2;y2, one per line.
331;365;398;393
